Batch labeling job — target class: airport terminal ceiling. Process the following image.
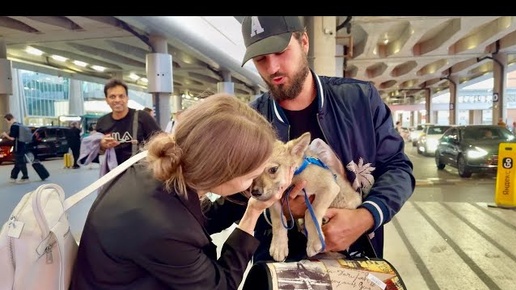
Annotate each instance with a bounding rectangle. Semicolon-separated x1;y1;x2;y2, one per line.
2;16;516;105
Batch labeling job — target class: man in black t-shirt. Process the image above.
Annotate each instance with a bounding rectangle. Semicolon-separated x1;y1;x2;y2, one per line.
96;79;162;164
2;113;30;183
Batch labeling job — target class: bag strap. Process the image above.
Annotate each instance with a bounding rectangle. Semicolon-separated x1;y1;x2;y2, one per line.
63;150;148;211
132;110;139;156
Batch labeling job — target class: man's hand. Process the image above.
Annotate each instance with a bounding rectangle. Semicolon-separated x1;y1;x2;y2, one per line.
321;207;374;252
100;135;120;150
282;179;311;220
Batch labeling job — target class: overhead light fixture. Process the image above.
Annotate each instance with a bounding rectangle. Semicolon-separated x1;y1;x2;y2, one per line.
129;73;140;80
51;55;68;62
91;65;106;72
26;46;43;56
73;60;88;67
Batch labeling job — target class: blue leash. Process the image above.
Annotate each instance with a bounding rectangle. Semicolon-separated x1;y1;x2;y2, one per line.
275;156;336;252
302;188;326;252
279;187;326;252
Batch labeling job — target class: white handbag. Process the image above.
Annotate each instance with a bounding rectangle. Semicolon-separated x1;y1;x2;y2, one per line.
0;150;147;290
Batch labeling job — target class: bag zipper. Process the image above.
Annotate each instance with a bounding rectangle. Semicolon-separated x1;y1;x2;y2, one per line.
8;194;32;270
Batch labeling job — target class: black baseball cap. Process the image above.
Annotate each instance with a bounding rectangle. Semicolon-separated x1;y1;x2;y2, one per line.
241;16;303;66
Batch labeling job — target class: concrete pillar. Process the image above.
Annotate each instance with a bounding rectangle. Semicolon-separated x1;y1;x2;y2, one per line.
335;45;344;77
69;79;85;116
424;88;432;124
492;52;508;124
432;111;439;124
0;37;12;132
217;70;235;95
172;94;182;115
469;110;482;125
448;75;459;125
306;16;337;76
147;35;172;129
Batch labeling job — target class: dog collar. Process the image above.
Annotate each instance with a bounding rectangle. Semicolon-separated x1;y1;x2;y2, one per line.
294;156;330;175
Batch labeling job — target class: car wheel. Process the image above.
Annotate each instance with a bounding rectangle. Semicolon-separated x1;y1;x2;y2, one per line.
435;151;445;170
457;155;472;178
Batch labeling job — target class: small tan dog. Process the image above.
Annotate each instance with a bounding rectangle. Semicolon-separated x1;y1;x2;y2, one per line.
251;132;362;262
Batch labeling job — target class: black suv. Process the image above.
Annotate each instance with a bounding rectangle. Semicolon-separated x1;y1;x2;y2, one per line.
28;126;71;161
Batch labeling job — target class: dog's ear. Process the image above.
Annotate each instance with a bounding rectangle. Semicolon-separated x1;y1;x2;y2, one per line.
289;132;311;157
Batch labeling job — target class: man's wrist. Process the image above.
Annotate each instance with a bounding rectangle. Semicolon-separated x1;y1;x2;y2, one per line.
356;207;375;234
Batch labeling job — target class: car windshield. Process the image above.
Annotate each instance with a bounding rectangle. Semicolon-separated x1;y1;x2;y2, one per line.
428;126;450;135
463;126;515;141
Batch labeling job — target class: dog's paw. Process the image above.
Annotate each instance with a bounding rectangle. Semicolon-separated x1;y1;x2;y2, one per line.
270;238;289;262
306;237;325;257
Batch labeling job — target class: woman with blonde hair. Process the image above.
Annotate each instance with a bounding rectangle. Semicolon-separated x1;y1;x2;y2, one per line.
71;93;293;290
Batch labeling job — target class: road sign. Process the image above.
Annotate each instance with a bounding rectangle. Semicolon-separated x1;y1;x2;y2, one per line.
495;143;516;208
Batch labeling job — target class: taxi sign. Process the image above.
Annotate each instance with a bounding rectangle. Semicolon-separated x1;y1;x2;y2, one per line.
494;143;516;207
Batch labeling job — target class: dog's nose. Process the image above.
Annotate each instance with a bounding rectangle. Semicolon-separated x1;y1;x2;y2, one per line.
250;189;262;197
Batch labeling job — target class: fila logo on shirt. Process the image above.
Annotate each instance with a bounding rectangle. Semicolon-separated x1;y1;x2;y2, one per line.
249;16;265;37
111;131;133;143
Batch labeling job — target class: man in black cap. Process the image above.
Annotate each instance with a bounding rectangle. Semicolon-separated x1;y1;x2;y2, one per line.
240;16;415;262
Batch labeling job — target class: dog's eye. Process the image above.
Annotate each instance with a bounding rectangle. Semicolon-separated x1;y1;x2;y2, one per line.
268;166;279;174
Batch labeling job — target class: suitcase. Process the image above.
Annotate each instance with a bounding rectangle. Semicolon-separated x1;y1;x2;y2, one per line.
32;160;50;181
64;153;73;168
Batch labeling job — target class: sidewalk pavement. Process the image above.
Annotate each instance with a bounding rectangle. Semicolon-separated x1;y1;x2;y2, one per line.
0;158;101;237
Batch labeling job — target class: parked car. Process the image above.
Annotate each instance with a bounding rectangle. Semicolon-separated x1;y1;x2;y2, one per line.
28;126;71;161
435;125;516;177
416;125;452;156
0;137;14;165
396;126;411;142
410;123;433;146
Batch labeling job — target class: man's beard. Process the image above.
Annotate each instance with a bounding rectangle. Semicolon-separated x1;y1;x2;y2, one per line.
265;58;310;102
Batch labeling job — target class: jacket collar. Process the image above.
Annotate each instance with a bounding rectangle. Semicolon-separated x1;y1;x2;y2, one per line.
271;69;324;124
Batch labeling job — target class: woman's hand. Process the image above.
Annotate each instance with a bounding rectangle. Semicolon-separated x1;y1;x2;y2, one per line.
239;166;296;236
248;166;296;213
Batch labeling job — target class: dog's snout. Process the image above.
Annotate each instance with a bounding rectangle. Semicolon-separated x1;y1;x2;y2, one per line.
250;189;262;197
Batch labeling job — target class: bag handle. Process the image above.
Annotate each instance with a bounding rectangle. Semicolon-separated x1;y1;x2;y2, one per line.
132;110;139;156
63;150;148;211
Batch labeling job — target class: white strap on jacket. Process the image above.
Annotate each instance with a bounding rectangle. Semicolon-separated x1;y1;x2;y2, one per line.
63;150;148;211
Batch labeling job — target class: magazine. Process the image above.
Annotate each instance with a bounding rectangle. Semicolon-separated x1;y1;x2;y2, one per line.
242;253;406;290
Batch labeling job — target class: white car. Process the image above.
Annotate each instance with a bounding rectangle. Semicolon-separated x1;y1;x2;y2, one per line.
410;123;433;146
417;125;451;156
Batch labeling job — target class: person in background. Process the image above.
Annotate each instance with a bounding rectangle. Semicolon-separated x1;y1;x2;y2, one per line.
95;78;162;164
65;121;82;169
2;113;30;183
165;109;183;134
143;107;155;117
240;16;415;261
71;93;292;290
395;121;403;134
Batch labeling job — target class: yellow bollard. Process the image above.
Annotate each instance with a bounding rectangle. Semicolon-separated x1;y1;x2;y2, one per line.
494;143;516;208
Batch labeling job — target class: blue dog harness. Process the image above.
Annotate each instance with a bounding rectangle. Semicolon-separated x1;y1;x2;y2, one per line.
281;156;337;252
